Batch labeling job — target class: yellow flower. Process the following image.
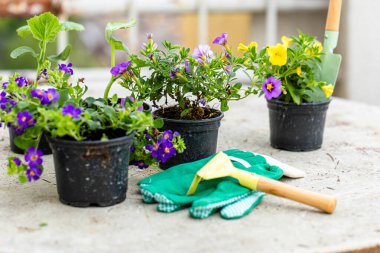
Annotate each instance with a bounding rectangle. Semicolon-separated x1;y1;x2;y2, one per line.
322;84;334;98
267;44;287;66
306;41;323;56
281;36;293;48
237;41;258;52
296;67;302;77
238;43;249;52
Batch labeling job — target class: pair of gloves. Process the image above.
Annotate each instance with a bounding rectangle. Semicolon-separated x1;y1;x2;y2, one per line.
138;149;283;219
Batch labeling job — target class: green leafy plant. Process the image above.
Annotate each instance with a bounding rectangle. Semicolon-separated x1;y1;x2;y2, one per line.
239;32;333;104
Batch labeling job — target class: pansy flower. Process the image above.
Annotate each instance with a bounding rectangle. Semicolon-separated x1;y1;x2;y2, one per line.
59;63;74;75
25;147;43;166
62;105;82;119
262;76;282;100
15;77;28;87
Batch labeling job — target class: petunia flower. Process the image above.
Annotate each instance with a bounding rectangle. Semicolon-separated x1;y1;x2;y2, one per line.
2;82;8;89
110;61;132;77
24;147;43;166
0;91;8;104
267;44;287;66
31;89;46;101
26;164;42;182
15;77;28;87
159;141;176;163
133;160;149;169
237;42;258;52
213;32;228;46
62;105;82;119
58;63;74;75
146;142;161;159
162;130;173;141
13;157;22;166
192;45;214;64
262;76;282;100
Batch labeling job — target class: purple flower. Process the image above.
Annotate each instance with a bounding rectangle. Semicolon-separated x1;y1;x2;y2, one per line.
192;45;214;64
62;105;82;119
24;147;43;166
31;89;45;101
145;133;152;140
14;124;25;135
199;99;206;107
224;65;232;75
173;131;180;137
15;77;28;87
59;63;74;75
2;82;8;89
26;164;42;182
0;91;8;104
41;88;60;105
184;60;191;75
9;100;17;107
120;98;126;110
162;130;173;141
13;157;22;166
169;67;179;79
262;76;282;100
213;32;228;46
37;68;48;80
159;141;176;163
133;160;149;169
130;145;135;153
146;142;161;158
110;61;131;77
17;111;35;128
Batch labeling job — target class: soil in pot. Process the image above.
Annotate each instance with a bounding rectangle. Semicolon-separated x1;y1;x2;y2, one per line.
8;127;52;155
154;106;224;170
267;99;331;151
47;130;134;207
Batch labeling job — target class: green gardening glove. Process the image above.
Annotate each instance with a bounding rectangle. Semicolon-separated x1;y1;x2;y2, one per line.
138;149;283;219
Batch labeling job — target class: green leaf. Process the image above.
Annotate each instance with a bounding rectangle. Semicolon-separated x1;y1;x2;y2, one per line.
180;108;192;118
17;101;30;110
58;89;69;107
48;45;72;62
61;21;85;31
287;83;301;105
16;25;32;38
14;136;36;150
105;19;137;53
18;175;28;184
27;12;62;42
10;46;37;59
221;100;229;112
153;118;164;128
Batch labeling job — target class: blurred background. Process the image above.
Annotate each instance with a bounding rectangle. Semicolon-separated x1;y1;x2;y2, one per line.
0;0;378;106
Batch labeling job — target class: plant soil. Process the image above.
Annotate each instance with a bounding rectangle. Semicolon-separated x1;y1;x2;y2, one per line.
154;106;222;120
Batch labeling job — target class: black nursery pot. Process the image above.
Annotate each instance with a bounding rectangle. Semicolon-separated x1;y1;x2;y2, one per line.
156;110;224;170
8;127;52;155
267;99;331;151
47;132;135;207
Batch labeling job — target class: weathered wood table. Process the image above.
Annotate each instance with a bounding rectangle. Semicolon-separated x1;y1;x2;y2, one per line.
1;97;380;253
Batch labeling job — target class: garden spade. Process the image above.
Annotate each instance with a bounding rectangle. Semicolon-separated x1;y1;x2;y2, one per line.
319;0;343;86
187;152;337;213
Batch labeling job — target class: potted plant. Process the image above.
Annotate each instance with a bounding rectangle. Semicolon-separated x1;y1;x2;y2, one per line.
240;33;334;151
3;13;185;207
4;12;84;154
116;33;257;169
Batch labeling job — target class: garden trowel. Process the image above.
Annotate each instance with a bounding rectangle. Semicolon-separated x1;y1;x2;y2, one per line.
187;152;337;214
318;0;343;86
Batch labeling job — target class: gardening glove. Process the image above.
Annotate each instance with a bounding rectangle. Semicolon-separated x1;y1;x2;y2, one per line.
138;149;283;219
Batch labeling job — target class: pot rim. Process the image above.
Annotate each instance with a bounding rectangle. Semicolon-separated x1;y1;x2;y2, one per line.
267;98;332;107
153;107;224;124
46;131;135;146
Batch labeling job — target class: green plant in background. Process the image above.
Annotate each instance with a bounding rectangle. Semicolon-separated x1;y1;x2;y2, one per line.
10;12;84;84
240;32;333;104
112;32;259;119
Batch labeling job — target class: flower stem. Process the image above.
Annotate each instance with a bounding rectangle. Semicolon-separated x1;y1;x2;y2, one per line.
111;44;116;67
103;76;117;100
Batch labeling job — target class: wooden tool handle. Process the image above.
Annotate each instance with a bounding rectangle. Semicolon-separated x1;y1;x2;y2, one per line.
325;0;342;31
257;176;337;214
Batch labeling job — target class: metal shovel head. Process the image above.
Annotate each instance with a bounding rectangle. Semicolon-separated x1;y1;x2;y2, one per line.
187;152;234;195
320;30;342;86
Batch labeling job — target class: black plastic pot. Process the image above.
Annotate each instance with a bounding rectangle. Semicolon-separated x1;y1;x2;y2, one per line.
47;132;135;207
156;110;224;170
8;127;52;155
267;99;331;151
